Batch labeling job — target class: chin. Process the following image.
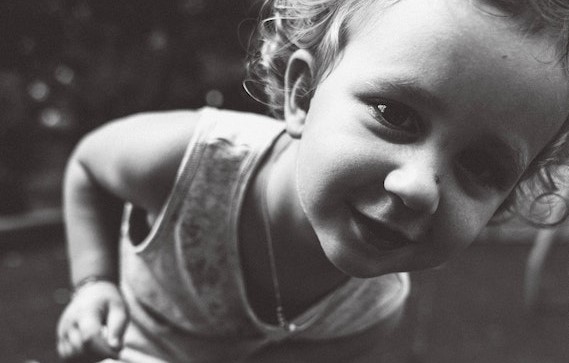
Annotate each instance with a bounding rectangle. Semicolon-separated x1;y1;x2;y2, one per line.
323;245;398;278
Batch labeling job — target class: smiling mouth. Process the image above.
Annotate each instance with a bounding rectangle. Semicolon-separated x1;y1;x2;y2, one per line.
350;207;416;251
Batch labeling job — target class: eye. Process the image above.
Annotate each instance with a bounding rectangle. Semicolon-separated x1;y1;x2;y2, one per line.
369;99;422;136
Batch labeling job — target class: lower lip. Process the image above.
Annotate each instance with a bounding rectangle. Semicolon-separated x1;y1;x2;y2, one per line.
350;209;411;252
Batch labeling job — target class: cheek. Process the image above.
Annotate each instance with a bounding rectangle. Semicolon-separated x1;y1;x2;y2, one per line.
295;136;385;212
433;201;497;256
295;133;349;193
297;119;387;194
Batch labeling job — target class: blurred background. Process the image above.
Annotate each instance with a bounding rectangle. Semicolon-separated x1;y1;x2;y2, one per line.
0;1;567;362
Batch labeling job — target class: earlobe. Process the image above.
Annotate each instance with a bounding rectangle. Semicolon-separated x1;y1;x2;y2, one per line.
284;49;314;139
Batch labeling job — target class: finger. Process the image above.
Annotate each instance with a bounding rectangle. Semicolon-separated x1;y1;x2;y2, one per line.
67;326;85;357
56;320;68;348
105;302;129;349
57;314;72;340
57;338;72;359
57;318;73;359
77;314;104;343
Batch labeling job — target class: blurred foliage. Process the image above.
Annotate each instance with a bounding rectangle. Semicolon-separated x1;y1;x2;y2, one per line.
0;0;264;213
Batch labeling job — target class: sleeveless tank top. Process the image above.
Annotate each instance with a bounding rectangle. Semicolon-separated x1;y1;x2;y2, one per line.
115;107;410;362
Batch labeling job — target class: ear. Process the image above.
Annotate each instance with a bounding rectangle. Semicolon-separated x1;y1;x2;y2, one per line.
284;49;315;139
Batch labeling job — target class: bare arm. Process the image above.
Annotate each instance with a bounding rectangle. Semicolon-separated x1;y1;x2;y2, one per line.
58;110;201;360
64;109;201;283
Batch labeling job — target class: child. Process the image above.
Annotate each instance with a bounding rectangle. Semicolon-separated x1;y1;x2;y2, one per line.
57;0;569;362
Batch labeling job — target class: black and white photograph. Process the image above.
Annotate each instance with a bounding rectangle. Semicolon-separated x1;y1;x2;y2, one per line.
1;1;568;362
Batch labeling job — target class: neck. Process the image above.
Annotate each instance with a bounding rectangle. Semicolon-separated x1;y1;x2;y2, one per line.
238;133;348;325
263;136;348;308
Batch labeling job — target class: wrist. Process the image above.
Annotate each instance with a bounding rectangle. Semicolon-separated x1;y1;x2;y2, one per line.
72;275;116;297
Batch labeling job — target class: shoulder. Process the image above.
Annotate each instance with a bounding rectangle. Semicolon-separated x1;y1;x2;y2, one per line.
71;108;282;214
198;107;285;145
89;109;202;139
71;109;204;214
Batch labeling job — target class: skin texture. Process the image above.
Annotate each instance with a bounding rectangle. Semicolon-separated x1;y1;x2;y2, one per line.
57;111;200;360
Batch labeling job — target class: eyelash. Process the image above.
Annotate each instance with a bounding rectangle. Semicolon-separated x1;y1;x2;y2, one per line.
367;99;422;142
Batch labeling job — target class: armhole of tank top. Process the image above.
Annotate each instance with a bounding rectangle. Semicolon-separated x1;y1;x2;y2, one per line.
123;107;218;254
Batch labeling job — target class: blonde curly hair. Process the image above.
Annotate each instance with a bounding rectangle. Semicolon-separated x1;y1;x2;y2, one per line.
246;0;569;226
246;0;385;118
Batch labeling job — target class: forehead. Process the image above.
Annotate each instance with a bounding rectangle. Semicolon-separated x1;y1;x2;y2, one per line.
338;0;569;163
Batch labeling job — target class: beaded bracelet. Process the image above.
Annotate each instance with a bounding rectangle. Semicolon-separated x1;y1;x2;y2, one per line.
72;275;115;298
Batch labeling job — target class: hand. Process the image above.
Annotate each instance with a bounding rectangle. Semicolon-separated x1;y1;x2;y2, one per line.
57;281;129;362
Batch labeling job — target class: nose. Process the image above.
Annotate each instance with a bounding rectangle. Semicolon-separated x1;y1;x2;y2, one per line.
384;165;441;214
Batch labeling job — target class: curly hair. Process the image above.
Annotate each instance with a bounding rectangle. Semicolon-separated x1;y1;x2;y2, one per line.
246;0;384;118
246;0;569;226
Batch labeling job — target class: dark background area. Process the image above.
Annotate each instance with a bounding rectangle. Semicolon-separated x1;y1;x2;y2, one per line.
0;1;567;362
0;0;264;216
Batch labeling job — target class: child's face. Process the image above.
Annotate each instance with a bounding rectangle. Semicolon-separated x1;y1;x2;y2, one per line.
286;0;569;277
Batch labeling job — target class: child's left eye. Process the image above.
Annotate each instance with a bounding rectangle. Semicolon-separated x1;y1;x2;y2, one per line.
456;151;510;193
369;99;422;137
